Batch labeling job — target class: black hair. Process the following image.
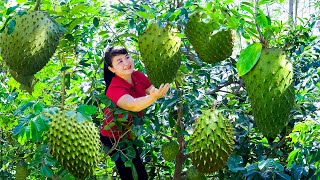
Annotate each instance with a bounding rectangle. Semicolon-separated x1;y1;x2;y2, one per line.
103;46;128;93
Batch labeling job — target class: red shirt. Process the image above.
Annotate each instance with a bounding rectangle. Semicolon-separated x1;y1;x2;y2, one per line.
100;71;152;139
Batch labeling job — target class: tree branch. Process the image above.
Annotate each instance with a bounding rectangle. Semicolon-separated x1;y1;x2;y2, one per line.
265;135;287;156
180;48;202;66
205;79;238;95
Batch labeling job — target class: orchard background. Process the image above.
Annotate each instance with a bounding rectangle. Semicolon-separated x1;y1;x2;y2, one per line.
0;0;319;179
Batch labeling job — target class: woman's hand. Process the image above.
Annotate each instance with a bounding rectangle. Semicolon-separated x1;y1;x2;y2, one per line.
149;83;170;100
117;83;170;112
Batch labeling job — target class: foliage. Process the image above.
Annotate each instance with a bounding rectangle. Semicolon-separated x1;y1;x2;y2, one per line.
0;0;319;179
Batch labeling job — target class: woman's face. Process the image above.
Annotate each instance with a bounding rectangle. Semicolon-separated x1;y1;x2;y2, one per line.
108;53;134;77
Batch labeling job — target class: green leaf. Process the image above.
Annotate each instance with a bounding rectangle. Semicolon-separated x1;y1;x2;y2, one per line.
227;154;245;172
291;165;305;179
13;117;30;136
124;160;133;167
65;34;74;41
136;11;154;19
65;73;70;89
240;5;254;16
76;112;91;123
40;164;53;178
7;19;16;35
97;94;112;107
141;5;152;12
236;42;262;76
258;159;270;170
111;152;120;161
30;119;41;142
104;122;116;130
287;149;300;166
169;9;181;21
6;5;19;15
256;9;269;28
77;104;97;116
60;66;71;72
68;17;85;31
34;102;44;114
124;160;138;180
93;17;99;27
126;146;136;158
276;172;291;180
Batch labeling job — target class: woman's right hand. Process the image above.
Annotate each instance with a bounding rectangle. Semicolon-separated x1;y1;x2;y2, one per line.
149;83;170;100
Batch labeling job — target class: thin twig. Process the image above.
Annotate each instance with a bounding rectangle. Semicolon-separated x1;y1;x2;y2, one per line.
266;135;287;155
159;132;173;141
254;0;265;46
33;0;41;11
233;79;244;95
0;137;7;143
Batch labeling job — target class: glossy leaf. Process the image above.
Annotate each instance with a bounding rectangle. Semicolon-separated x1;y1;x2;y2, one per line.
136;11;154;19
93;17;99;27
236;42;262;76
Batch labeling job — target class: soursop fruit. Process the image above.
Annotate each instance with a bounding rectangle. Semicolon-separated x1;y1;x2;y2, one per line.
161;141;179;161
185;11;234;64
138;23;181;87
186;166;206;180
189;109;234;173
0;11;61;76
15;160;30;180
47;111;101;178
242;48;294;138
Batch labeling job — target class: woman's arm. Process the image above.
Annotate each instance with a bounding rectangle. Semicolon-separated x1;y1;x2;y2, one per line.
117;83;170;112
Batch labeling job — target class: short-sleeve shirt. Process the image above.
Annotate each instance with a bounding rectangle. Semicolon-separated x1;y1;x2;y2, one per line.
100;71;152;139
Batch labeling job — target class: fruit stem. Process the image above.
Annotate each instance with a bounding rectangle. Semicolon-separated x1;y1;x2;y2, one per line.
33;0;41;11
61;54;66;110
254;0;266;47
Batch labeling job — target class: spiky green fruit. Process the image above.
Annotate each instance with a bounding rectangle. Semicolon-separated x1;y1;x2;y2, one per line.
186;166;206;180
242;48;294;138
47;111;100;178
15;161;30;180
138;23;181;87
161;141;179;161
185;11;234;64
189;109;234;173
0;11;61;76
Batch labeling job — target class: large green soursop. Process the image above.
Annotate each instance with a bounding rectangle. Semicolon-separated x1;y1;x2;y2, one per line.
242;48;294;138
47;111;100;178
186;166;206;180
0;11;60;76
189;109;234;173
161;141;179;161
15;160;30;180
185;11;234;64
138;23;181;87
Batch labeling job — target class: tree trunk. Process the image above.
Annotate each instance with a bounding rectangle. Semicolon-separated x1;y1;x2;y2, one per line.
294;0;299;24
289;0;294;24
173;135;185;180
173;80;187;180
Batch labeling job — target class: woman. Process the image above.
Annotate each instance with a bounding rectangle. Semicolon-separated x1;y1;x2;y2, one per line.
100;46;170;179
